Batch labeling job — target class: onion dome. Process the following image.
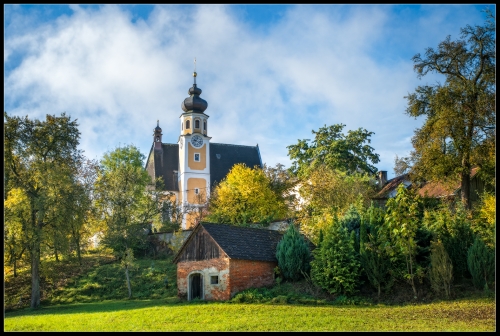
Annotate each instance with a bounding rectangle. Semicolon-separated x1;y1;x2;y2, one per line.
181;72;208;113
154;120;162;132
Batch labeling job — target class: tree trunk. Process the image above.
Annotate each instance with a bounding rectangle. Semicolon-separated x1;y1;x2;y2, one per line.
125;265;132;299
30;227;41;309
460;163;471;210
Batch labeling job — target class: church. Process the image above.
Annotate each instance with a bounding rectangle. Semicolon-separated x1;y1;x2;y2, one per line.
145;71;262;230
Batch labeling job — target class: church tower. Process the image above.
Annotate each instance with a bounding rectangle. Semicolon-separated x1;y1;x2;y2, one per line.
178;70;211;229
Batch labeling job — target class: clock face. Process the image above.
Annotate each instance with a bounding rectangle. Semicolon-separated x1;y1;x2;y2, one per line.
191;135;203;148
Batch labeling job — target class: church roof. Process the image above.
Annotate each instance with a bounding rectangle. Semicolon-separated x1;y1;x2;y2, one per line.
210;143;263;187
145;142;262;191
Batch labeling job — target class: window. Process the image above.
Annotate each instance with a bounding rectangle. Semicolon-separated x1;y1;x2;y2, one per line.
156;137;160;142
194;153;200;162
195;120;200;129
194;188;199;195
204;121;207;131
186;120;190;129
210;275;219;285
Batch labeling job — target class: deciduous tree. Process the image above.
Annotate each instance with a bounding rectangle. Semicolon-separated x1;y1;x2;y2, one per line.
404;12;496;209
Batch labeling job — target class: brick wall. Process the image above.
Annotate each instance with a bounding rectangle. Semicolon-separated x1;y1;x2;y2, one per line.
177;258;277;301
228;259;277;298
177;257;231;300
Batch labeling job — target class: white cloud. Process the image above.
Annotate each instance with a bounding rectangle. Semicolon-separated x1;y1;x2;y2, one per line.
4;4;490;178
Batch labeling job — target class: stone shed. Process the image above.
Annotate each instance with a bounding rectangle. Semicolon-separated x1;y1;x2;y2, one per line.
173;222;283;301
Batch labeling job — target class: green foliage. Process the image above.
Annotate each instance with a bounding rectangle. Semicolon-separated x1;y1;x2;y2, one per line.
404;13;496;208
275;223;311;281
384;184;422;297
429;240;453;298
467;236;495;290
359;203;392;298
295;166;377;243
472;191;496;249
423;203;475;280
95;144;164;298
310;216;361;296
4;112;83;309
206;163;288;225
287;123;380;178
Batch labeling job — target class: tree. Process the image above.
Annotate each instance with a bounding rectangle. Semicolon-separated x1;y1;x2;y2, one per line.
263;163;299;213
294;165;377;243
429;239;453;298
404;12;496;209
206;163;288;226
94;144;163;298
359;203;392;298
287;123;380;178
275;223;311;281
310;215;361;296
467;236;495;290
384;183;422;298
4;112;82;309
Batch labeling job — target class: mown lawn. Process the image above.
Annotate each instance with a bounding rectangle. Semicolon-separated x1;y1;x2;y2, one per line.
4;297;495;331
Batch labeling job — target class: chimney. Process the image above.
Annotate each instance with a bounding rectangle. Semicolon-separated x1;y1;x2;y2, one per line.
378;171;387;187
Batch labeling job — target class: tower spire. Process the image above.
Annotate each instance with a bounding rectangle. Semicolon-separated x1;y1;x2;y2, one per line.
193;57;197;85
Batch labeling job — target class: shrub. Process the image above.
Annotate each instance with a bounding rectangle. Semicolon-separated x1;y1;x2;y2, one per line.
429;240;453;298
310;217;361;296
275;223;311;281
467;236;495;290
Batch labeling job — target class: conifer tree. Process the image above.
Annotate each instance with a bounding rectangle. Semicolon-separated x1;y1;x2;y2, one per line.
275;223;311;281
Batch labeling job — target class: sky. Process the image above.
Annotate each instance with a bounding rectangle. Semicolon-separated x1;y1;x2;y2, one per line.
4;4;494;179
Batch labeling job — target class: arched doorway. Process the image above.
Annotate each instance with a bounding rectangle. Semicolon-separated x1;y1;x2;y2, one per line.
189;273;203;300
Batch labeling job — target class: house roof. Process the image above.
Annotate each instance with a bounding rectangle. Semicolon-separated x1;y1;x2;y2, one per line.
145;142;262;191
173;222;284;263
417;166;480;198
372;173;410;199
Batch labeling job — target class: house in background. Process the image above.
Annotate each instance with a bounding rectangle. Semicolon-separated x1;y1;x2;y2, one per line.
371;167;488;208
173;222;283;301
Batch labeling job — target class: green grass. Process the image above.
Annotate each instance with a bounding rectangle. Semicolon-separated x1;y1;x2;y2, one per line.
4;297;495;331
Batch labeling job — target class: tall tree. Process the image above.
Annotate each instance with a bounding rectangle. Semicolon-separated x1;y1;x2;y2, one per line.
206;163;288;226
404;12;496;209
287;123;380;178
94;144;163;298
4;112;82;309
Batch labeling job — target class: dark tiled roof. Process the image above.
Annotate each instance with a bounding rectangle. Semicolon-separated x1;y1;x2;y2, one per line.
145;144;180;191
201;223;283;262
373;173;410;199
209;143;262;186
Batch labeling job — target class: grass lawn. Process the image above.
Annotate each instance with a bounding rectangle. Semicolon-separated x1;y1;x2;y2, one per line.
4;297;495;331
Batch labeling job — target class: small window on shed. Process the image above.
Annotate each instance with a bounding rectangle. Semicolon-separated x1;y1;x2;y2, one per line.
210;275;219;285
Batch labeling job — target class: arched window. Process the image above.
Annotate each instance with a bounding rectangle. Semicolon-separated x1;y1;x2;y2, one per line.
195;120;200;129
204;121;207;131
186;120;190;129
156;137;160;142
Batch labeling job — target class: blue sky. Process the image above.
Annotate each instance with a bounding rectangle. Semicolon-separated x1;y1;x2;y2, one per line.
4;4;494;179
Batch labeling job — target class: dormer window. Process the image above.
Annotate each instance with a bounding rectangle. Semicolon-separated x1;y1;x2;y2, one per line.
186;120;190;129
195;120;200;129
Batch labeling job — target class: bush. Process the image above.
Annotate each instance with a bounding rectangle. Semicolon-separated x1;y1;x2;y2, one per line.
310;217;361;296
429;239;453;298
467;236;495;290
275;223;311;281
